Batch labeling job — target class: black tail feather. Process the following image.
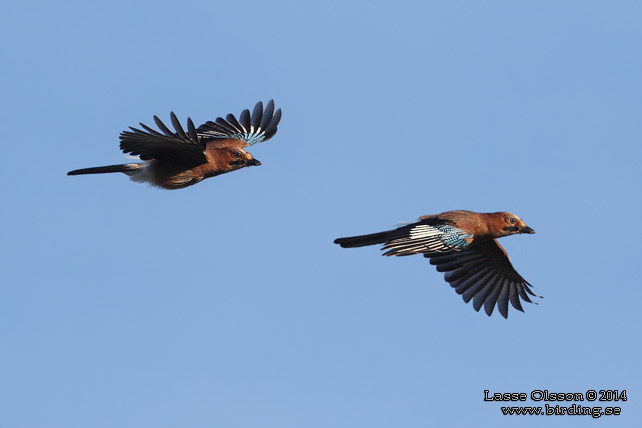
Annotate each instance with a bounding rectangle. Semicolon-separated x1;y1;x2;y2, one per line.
67;163;141;175
334;230;391;248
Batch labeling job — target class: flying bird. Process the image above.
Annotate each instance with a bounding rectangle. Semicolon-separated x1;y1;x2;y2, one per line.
334;210;539;318
68;100;282;189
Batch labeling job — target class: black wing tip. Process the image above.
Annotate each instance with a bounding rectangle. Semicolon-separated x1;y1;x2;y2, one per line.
463;284;535;319
471;302;497;317
130;112;201;144
256;101;281;142
239;109;251;128
333;237;351;247
255;100;281;140
197;100;281;143
251;102;264;127
497;303;509;319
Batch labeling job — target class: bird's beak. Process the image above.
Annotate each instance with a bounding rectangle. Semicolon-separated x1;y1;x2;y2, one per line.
520;226;535;234
246;158;261;166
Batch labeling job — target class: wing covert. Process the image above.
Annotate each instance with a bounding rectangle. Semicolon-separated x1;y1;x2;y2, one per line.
381;220;473;256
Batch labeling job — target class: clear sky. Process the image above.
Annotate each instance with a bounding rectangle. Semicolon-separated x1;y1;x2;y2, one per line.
1;1;640;427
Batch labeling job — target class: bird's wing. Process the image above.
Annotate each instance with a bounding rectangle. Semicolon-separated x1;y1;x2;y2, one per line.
197;100;282;147
119;112;208;165
426;239;538;318
381;220;473;256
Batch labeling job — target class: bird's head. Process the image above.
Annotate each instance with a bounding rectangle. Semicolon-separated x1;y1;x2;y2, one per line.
222;147;261;170
497;212;535;236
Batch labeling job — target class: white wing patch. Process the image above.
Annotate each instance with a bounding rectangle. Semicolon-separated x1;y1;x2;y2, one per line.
409;225;443;239
382;223;472;256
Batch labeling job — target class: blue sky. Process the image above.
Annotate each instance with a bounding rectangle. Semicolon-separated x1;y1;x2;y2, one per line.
1;1;640;427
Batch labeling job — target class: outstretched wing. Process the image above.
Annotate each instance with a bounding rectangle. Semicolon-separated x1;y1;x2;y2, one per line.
380;219;473;256
197;100;282;146
120;112;208;166
427;239;538;318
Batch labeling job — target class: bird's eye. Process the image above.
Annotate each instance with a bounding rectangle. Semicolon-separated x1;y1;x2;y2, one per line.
509;217;517;224
233;151;242;158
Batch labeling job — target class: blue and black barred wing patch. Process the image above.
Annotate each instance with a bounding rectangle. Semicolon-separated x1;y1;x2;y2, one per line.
120;112;208;165
427;239;540;319
381;222;473;256
197;100;282;146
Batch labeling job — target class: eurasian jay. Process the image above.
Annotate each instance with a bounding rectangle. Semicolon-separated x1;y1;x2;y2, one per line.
68;100;281;189
334;210;538;318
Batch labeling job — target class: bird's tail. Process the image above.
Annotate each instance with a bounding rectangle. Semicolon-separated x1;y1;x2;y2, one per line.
334;230;391;248
67;163;142;176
